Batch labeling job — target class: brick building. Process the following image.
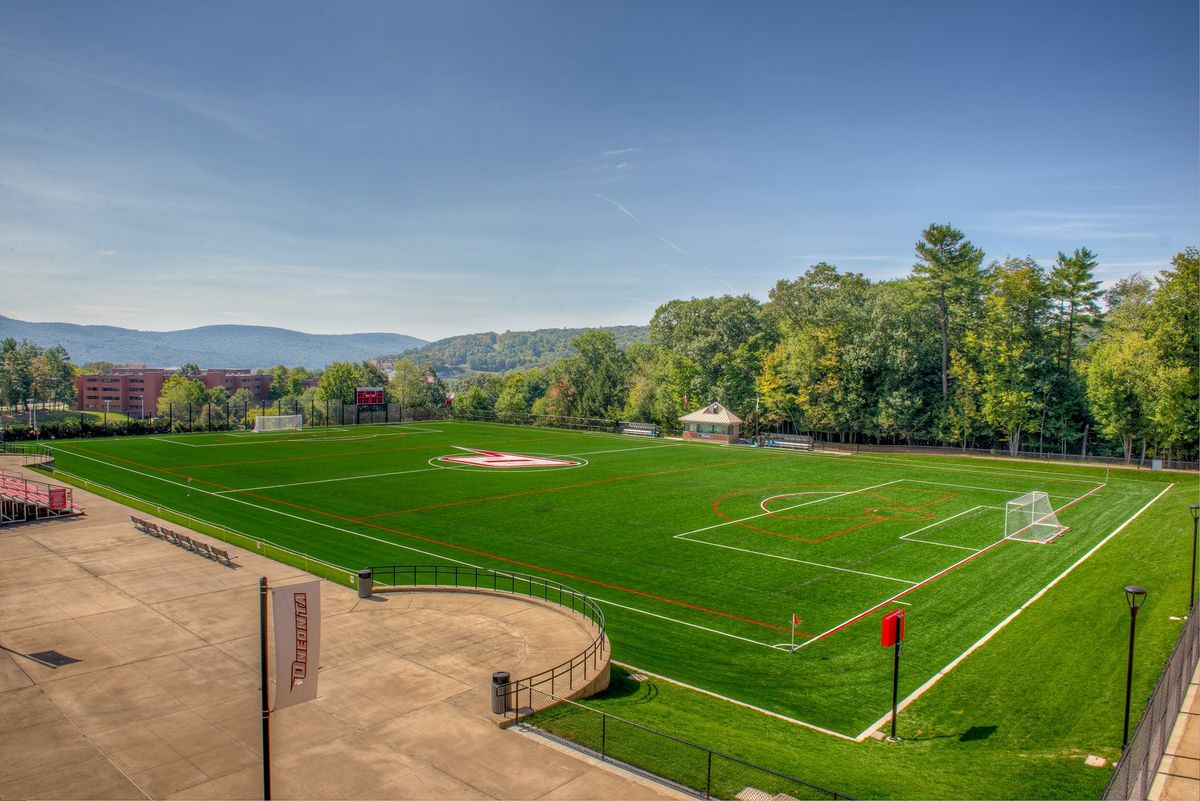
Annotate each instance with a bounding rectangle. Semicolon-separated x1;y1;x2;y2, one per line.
75;368;272;418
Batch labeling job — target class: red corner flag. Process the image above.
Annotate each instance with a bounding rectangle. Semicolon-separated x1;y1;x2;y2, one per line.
792;613;801;627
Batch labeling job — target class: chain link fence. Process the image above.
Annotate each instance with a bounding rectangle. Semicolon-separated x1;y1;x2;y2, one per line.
517;687;851;800
1103;608;1200;799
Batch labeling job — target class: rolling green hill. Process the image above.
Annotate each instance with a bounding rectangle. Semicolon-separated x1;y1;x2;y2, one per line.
392;325;649;376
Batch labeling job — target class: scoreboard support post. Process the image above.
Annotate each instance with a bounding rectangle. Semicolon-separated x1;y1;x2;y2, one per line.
881;609;906;742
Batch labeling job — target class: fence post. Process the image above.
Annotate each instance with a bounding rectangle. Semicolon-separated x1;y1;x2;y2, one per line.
601;714;607;760
705;751;712;800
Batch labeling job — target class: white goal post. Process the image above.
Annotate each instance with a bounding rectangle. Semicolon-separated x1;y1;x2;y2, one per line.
254;414;303;433
1004;491;1068;543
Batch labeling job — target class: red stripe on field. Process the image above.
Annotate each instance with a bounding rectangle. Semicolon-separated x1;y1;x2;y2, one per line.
358;454;788;519
57;443;807;637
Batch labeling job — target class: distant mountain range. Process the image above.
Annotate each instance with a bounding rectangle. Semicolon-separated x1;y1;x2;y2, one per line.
0;315;426;369
393;325;650;377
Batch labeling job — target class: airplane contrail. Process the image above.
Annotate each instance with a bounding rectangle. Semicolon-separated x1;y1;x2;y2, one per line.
593;194;738;294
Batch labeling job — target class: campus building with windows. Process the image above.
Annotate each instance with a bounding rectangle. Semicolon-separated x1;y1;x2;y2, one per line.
75;367;271;417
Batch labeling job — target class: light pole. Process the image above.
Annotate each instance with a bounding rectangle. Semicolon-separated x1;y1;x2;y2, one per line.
1122;585;1148;750
104;399;112;431
1189;506;1199;613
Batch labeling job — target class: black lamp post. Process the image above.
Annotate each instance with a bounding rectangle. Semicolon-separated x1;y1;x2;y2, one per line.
1122;585;1147;750
1189;505;1199;612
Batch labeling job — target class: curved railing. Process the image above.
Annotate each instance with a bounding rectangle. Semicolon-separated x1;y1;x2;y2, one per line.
368;564;608;710
0;442;55;469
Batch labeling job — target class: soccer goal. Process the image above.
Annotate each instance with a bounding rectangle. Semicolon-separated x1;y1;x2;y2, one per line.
1004;491;1068;543
254;414;303;433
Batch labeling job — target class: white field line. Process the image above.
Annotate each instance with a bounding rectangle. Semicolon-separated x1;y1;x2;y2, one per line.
611;661;858;741
213;466;446;494
591;597;780;650
676;537;917;585
564;443;686;457
52;445;793;654
52;446;486;569
897;506;989;551
793;482;1108;654
675;479;905;539
753;445;1110;485
854;481;1175;741
906;478;1079;501
147;430;407;447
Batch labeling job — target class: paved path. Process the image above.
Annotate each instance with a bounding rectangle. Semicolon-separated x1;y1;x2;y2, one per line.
1150;656;1200;801
0;465;682;800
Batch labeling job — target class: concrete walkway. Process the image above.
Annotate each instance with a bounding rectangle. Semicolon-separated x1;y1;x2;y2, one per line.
0;465;683;800
1150;656;1200;801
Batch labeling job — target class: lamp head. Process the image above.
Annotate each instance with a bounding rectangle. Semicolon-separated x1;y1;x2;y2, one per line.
1124;585;1147;609
1189;504;1199;521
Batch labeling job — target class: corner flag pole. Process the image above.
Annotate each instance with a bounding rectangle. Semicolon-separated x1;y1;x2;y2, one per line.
790;613;799;652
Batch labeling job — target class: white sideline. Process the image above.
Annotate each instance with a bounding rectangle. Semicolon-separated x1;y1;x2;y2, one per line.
51;447;487;569
213;466;446;494
853;481;1175;741
906;478;1082;501
610;661;859;742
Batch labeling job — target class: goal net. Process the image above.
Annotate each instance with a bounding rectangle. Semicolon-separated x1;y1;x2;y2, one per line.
254;414;303;433
1004;491;1068;543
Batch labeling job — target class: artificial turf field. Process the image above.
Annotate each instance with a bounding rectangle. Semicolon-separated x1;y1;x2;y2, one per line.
45;421;1174;741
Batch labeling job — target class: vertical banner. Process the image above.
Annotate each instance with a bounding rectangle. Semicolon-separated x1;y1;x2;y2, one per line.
271;581;321;709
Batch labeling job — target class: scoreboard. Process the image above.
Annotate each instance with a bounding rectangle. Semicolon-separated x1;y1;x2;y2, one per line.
355;387;385;406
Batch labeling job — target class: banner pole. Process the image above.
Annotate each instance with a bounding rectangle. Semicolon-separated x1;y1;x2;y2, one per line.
259;576;272;800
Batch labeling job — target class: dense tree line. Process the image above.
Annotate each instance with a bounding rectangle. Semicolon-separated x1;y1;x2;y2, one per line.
0;338;76;408
448;227;1198;462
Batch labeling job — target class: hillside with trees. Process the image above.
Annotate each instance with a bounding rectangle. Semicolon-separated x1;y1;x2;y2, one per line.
394;325;649;377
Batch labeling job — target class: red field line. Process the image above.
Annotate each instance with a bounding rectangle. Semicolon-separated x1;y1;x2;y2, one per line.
60;443;806;637
806;482;1107;645
356;454;790;520
712;485;959;543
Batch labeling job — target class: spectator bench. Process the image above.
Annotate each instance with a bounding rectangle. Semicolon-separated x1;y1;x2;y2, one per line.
130;515;236;566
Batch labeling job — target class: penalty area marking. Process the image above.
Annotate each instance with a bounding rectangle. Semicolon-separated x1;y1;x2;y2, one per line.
675;536;918;585
854;481;1174;741
676;479;905;539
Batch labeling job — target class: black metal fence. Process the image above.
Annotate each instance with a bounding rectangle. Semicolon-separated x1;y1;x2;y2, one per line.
1103;608;1200;799
812;440;1199;473
369;564;608;702
517;686;851;800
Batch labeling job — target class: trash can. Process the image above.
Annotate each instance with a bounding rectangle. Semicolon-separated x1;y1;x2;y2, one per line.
357;569;373;599
491;671;511;715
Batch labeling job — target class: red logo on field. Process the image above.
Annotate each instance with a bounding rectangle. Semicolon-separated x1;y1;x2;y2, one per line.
438;448;581;468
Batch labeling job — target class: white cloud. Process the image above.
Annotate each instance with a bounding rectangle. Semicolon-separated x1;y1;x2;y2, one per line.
602;147;636;156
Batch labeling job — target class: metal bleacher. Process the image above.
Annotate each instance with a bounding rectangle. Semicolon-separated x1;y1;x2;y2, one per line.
0;470;84;526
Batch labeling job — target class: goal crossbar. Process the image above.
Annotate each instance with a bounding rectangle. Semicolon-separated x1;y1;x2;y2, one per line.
254;414;303;433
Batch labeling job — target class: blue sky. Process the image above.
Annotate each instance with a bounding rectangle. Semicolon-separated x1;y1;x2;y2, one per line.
1;1;1195;340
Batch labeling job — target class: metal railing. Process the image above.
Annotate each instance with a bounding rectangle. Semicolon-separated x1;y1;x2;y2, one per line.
369;564;608;703
0;442;55;468
518;686;851;800
1103;608;1200;799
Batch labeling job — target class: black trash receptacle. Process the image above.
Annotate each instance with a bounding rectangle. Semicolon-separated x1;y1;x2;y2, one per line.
491;671;511;715
357;569;373;598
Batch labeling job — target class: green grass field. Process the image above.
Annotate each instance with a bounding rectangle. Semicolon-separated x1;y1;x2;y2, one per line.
43;421;1178;746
